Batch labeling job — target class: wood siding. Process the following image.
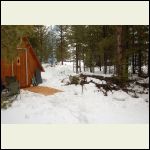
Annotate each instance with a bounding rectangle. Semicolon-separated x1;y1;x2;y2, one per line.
1;37;44;88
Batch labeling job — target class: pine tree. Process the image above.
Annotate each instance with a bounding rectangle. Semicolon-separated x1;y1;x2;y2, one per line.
68;25;86;73
30;25;50;62
54;25;69;65
1;25;34;62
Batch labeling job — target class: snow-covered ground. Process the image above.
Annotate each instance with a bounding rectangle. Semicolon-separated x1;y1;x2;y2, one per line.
1;62;149;124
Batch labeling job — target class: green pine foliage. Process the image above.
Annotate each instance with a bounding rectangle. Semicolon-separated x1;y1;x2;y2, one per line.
1;25;149;78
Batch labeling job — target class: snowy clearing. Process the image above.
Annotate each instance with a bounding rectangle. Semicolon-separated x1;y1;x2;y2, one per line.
1;62;149;124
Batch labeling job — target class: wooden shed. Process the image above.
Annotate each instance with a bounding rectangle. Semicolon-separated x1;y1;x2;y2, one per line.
1;37;45;88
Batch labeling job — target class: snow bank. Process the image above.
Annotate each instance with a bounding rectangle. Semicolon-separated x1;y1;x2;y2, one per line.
112;90;130;101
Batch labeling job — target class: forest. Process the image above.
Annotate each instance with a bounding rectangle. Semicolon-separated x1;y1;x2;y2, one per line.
1;25;149;78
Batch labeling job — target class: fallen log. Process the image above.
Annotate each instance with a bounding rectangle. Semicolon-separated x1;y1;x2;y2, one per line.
80;74;133;88
135;81;149;89
79;73;149;97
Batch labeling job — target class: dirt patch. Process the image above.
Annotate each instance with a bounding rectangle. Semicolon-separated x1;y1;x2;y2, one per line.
23;86;63;96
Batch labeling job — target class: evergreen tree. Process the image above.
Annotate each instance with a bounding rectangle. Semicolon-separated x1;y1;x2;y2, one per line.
54;25;69;65
1;25;33;62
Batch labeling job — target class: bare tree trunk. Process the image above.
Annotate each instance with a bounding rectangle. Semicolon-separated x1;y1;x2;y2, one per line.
131;26;135;75
104;52;107;74
82;48;86;72
114;65;116;75
76;44;79;74
99;56;102;71
148;48;149;76
132;54;135;74
60;25;63;65
83;55;86;72
123;26;129;79
116;26;123;78
137;29;142;77
84;64;86;72
138;50;142;76
79;59;81;72
103;26;107;74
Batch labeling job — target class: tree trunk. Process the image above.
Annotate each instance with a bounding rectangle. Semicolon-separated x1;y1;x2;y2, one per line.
104;52;107;74
82;48;86;72
148;48;149;76
138;50;142;76
132;54;135;74
79;60;81;72
60;25;63;65
100;65;101;71
131;26;135;75
103;26;107;74
76;44;79;74
99;56;102;71
114;65;116;75
116;26;122;78
137;28;142;77
122;26;129;80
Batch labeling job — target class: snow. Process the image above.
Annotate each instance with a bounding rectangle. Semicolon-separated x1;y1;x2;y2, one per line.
112;90;130;101
142;65;148;74
1;62;149;124
87;77;107;84
138;77;149;84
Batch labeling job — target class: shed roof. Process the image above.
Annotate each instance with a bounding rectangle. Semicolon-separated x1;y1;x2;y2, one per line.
22;37;45;72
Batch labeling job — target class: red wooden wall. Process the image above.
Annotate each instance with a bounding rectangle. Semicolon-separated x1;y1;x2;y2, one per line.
1;37;44;88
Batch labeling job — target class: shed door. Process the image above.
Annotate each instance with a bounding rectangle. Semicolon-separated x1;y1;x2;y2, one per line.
16;53;26;88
